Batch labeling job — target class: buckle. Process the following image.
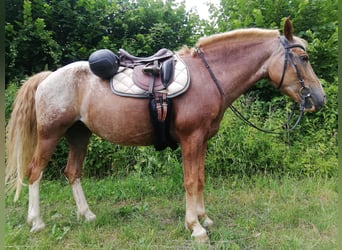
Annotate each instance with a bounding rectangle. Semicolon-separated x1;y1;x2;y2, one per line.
142;61;161;76
300;86;311;98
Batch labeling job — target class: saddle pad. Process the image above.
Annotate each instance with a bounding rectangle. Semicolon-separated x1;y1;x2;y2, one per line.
110;55;190;98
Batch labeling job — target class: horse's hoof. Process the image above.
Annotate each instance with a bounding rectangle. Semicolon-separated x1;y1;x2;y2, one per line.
191;226;209;243
78;209;96;222
84;211;96;222
202;217;214;228
29;219;45;233
193;232;209;243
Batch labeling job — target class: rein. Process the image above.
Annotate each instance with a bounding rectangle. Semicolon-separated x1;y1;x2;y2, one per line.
196;48;225;97
196;36;311;134
229;103;303;134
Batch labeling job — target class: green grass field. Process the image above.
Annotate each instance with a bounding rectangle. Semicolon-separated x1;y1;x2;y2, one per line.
5;173;337;249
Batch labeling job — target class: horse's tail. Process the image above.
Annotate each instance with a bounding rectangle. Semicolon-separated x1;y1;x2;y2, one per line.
6;71;52;201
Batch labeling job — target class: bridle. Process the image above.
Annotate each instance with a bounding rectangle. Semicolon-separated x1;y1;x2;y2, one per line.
196;36;312;134
277;36;312;110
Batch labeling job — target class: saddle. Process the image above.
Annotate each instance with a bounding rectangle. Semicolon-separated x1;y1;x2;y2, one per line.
118;48;179;151
119;48;174;65
119;48;175;93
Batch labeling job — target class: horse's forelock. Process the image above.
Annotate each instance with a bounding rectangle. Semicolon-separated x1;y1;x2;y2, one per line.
294;37;308;49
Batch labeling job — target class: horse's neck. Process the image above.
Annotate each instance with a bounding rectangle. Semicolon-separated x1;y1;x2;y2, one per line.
204;38;277;106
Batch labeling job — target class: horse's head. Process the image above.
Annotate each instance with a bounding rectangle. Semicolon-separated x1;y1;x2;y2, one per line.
268;18;325;112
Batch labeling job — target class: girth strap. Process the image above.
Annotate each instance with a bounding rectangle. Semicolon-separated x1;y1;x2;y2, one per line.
149;93;177;151
155;93;168;122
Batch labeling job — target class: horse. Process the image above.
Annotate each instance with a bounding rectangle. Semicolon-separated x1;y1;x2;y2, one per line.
6;18;325;242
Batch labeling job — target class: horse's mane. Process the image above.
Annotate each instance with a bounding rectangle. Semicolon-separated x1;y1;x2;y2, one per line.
197;28;279;47
177;28;280;56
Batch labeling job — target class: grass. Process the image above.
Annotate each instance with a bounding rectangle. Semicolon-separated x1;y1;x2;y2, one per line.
5;171;337;249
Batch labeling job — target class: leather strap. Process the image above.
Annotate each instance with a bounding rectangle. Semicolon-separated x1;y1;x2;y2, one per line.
155;93;168;122
196;47;225;97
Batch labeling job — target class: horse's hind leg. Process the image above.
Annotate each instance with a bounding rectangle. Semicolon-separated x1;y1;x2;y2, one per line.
64;121;96;222
27;136;61;232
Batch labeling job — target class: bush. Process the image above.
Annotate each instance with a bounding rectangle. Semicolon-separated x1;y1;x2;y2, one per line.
5;83;19;122
204;87;337;177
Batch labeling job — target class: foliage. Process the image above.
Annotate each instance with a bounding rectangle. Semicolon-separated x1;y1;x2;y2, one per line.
5;83;19;121
5;0;61;83
5;0;199;85
5;0;337;179
206;96;337;177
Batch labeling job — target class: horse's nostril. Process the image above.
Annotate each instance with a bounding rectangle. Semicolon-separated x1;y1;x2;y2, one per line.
315;99;325;111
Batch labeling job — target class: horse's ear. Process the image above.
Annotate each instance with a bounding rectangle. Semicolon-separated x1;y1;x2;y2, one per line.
283;17;294;41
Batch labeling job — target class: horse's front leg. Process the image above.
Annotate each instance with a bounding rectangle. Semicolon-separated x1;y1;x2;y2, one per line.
181;136;213;242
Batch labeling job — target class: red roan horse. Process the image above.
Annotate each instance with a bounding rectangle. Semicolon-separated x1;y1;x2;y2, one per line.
6;18;325;241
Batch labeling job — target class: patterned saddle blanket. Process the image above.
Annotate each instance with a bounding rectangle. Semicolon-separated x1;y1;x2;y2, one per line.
110;54;190;98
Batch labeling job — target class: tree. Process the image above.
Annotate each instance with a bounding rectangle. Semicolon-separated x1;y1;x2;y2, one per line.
5;0;61;84
5;0;201;85
212;0;337;83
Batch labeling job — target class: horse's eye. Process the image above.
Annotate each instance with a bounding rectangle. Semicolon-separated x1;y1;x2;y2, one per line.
300;55;309;62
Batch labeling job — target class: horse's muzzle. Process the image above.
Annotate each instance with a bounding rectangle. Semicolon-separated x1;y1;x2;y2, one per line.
304;91;326;112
